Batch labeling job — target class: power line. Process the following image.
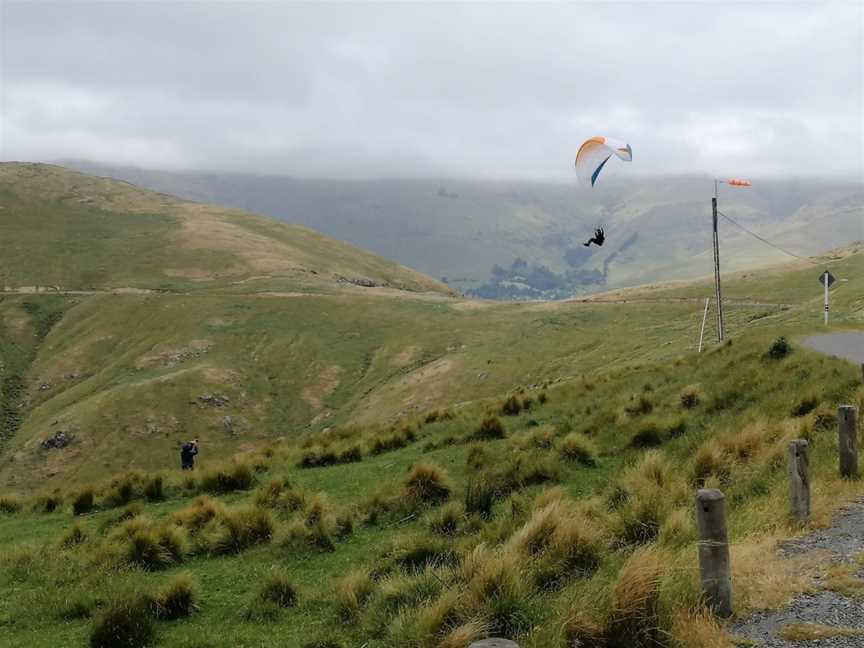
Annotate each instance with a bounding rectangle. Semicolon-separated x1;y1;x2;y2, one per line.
716;210;819;265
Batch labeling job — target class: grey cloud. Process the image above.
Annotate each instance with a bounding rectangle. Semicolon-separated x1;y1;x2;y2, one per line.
1;1;861;178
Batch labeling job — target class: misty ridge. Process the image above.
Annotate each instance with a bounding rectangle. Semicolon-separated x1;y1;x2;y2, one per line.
64;161;863;300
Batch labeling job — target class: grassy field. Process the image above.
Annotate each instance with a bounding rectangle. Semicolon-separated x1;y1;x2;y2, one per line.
0;322;862;647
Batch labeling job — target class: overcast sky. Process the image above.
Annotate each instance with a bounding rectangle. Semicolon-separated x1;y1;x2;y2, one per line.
1;1;862;179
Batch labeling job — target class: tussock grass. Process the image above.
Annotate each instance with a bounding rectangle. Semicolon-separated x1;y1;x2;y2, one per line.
403;463;452;505
0;494;23;513
211;506;274;554
475;415;506;440
679;384;702;409
89;593;154;648
428;501;465;537
198;461;255;494
151;573;200;620
60;523;87;548
776;623;863;640
558;432;598;465
73;488;95;516
335;569;375;623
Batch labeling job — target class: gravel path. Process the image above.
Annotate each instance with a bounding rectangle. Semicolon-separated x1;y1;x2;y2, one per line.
731;500;864;647
800;332;864;365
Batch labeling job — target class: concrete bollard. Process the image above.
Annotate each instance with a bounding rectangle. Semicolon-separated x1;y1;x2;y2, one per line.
696;489;732;618
788;439;810;523
469;641;520;648
839;405;859;479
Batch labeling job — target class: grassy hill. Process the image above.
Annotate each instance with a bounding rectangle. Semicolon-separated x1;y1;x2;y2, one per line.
62;162;864;297
0;163;449;294
0;268;861;647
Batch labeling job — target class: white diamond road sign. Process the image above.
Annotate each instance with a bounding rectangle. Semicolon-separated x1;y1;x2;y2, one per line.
819;271;835;288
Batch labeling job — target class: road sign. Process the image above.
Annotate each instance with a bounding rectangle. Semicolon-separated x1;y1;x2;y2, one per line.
819;271;835;288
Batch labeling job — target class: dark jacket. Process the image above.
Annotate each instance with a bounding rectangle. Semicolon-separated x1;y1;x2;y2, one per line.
180;443;198;462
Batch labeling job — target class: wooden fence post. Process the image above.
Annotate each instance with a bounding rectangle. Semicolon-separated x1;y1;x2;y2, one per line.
696;488;732;618
839;405;859;479
469;640;520;648
788;439;810;523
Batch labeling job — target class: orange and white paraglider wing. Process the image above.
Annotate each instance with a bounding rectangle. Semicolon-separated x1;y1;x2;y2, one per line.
575;136;632;186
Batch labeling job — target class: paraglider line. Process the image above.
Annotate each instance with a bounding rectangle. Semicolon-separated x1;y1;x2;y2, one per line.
716;210;818;265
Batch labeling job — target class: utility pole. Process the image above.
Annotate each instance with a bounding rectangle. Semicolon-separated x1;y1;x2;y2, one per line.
712;181;724;342
711;178;751;344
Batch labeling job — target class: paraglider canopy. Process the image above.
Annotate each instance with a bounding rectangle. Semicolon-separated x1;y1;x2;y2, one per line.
575;136;632;186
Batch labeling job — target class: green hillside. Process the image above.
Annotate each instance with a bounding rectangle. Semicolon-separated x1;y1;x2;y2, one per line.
0;163;449;294
63;162;864;298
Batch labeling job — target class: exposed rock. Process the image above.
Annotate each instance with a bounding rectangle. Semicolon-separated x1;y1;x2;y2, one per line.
222;415;249;436
40;430;75;450
197;393;230;408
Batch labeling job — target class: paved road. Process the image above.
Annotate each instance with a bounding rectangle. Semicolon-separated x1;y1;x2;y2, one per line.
800;332;864;365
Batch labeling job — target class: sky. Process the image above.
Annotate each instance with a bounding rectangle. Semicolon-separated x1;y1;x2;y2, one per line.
1;1;862;180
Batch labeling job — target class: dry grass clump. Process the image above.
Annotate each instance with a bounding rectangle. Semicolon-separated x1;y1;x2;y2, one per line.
143;475;165;502
679;384;702;409
610;451;688;546
428;501;466;537
369;424;417;455
461;547;534;638
244;568;298;621
690;440;730;487
630;421;663;448
558;432;598;465
73;488;95;516
466;443;489;469
102;471;145;508
404;462;452;505
605;548;664;646
385;533;458;573
0;494;23;513
211;506;274;554
107;519;188;570
658;508;696;547
335;569;375;623
624;393;654;417
435;618;489;648
668;609;730;648
60;523;87;548
475;415;506;440
172;495;224;532
790;391;821;417
32;491;63;513
500;395;524;416
198;460;255;494
89;593;154;648
511;424;556;450
151;573;200;620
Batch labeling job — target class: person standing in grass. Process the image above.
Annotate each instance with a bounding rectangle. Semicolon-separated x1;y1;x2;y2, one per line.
180;439;199;470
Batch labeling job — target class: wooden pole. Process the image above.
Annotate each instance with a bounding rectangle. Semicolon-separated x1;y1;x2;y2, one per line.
788;439;810;523
712;192;724;342
696;488;732;617
698;297;710;352
839;406;859;479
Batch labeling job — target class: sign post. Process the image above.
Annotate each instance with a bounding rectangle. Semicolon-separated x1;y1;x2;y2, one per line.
819;270;835;326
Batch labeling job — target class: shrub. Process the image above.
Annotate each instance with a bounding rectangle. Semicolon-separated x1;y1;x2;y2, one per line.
212;507;274;554
73;489;95;516
679;384;701;409
0;495;22;513
403;463;451;505
199;461;254;494
143;476;164;502
558;433;598;465
500;395;523;416
475;416;505;440
152;574;199;620
61;524;87;548
767;336;791;359
89;594;154;648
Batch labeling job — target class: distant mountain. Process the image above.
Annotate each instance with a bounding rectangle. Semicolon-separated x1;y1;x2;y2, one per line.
62;161;864;299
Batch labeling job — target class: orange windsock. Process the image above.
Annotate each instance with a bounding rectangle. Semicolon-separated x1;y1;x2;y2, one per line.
726;178;751;187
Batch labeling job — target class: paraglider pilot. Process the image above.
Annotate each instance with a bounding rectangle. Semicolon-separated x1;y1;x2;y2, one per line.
583;228;605;247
